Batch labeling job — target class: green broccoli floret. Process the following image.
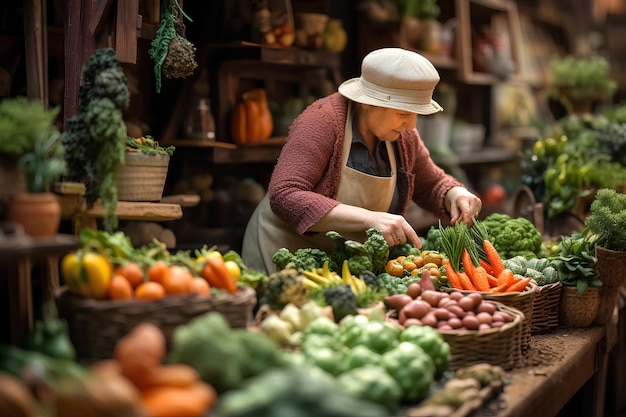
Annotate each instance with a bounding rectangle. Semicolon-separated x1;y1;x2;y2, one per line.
292;248;332;272
360;270;381;288
422;226;443;252
481;213;543;259
271;247;332;273
348;255;373;277
323;284;358;321
363;228;389;274
272;248;295;271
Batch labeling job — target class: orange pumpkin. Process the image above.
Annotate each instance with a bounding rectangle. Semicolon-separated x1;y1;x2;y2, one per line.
230;88;273;144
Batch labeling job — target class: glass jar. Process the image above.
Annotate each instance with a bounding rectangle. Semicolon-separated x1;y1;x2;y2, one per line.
184;98;216;141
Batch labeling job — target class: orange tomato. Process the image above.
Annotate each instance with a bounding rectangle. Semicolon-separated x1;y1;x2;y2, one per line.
162;265;194;295
147;260;170;284
115;262;145;288
189;277;211;296
135;281;166;301
108;274;134;300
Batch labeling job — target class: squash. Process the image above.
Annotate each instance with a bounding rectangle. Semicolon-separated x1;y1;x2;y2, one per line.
230;88;273;145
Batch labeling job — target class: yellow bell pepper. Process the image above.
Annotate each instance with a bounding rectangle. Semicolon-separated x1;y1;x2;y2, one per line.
61;251;112;299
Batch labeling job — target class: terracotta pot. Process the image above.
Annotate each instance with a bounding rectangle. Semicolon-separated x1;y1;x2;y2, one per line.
6;192;61;237
595;246;626;287
559;286;600;328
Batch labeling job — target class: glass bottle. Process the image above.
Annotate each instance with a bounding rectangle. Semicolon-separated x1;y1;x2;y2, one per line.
184;98;216;141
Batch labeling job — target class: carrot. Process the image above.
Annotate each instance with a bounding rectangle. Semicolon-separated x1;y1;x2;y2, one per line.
458;271;476;291
505;277;531;293
489;283;509;293
471;266;491;292
462;248;478;281
497;268;515;287
479;259;494;275
484;240;505;277
486;273;499;288
443;259;464;290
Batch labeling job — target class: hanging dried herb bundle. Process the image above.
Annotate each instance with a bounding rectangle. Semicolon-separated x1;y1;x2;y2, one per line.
148;0;197;93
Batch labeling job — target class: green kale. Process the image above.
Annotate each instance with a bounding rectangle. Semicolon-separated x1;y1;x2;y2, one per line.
326;228;389;275
363;228;389;273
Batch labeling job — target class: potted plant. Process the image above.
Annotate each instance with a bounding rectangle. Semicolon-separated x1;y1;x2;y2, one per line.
547;55;618;115
584;188;626;286
396;0;441;52
551;233;602;327
0;96;66;236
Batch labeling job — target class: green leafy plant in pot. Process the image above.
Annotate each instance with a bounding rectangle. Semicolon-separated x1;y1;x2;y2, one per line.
583;187;626;287
551;232;602;327
0;97;66;236
547;55;617;115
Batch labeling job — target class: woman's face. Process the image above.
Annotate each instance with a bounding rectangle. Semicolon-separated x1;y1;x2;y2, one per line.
359;104;418;142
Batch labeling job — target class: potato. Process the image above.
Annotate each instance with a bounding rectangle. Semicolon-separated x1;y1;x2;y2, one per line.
458;296;480;312
385;294;413;310
421;312;438;328
449;291;464;301
407;282;423;299
491;321;505;328
402;299;431;319
447;317;463;329
433;308;451;321
403;318;423;328
476;312;493;326
421;290;444;307
462;315;480;330
446;304;465;319
492;311;513;323
476;301;497;315
479;323;492;331
437;322;453;331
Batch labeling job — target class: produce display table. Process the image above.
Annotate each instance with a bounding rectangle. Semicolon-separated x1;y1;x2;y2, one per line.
0;233;78;346
474;321;618;417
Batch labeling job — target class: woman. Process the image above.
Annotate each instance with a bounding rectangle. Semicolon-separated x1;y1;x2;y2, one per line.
242;47;482;273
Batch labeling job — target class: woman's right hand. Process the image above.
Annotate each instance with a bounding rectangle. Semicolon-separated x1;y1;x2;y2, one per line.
311;204;422;249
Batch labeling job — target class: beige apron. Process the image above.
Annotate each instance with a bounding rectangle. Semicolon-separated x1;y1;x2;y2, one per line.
242;103;397;273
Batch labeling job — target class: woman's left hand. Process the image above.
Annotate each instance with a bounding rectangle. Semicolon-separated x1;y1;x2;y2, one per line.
445;186;483;225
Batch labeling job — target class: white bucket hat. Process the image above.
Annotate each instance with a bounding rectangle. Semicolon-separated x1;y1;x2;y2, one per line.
338;48;443;115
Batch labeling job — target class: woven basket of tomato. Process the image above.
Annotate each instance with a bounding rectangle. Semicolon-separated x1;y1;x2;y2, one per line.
56;235;256;363
56;284;256;363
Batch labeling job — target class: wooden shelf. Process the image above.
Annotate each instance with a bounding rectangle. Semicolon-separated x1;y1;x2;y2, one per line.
165;137;285;164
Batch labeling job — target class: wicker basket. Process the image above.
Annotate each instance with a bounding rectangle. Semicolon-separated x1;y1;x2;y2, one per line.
595;246;626;287
438;302;524;371
530;281;562;335
116;152;170;202
442;281;537;353
559;285;599;328
55;285;256;362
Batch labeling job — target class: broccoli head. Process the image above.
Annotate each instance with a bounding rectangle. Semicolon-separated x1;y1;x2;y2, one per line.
271;247;332;273
482;213;543;259
323;284;358;321
347;255;373;277
363;228;389;274
264;268;310;309
422;226;443;252
272;248;295;271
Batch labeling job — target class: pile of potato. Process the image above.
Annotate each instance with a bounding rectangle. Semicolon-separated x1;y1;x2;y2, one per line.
386;283;514;331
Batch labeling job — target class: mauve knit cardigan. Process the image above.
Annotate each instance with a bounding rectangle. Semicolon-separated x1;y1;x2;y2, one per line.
268;92;464;236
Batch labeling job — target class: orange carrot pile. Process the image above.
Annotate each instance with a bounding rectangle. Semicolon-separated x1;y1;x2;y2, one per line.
445;241;532;293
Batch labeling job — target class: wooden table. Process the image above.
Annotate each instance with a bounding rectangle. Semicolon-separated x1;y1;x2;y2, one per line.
0;233;78;346
476;320;618;417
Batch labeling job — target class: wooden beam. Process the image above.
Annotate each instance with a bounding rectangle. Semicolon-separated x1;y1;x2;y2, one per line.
115;0;140;63
23;0;48;105
89;0;115;36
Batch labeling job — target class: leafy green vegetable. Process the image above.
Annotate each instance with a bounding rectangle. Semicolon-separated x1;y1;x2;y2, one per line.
326;228;389;275
271;247;332;273
551;233;602;295
480;213;545;259
584;188;626;251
